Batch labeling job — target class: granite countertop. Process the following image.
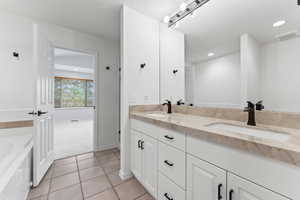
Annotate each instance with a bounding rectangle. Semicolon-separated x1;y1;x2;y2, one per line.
130;111;300;166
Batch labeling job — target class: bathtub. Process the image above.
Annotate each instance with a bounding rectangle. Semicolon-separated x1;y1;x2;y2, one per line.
0;127;33;200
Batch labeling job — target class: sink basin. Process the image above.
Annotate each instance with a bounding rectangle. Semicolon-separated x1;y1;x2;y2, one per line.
206;123;290;142
146;113;167;118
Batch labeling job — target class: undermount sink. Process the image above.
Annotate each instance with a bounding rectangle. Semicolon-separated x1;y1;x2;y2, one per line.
206;123;290;142
146;113;167;118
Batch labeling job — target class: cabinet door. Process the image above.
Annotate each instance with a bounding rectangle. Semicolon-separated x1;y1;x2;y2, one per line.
227;173;289;200
187;155;226;200
131;130;143;181
142;134;158;198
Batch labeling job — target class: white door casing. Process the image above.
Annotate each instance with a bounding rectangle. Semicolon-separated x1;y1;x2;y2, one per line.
32;24;55;186
187;155;226;200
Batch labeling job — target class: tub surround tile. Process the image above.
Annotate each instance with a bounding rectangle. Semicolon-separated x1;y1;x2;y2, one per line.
130;105;300;167
0;120;33;129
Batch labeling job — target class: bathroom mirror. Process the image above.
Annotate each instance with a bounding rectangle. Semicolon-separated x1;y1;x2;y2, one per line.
182;0;300;113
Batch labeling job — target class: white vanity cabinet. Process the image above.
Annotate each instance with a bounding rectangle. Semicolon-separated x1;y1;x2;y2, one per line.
227;173;289;200
187;155;226;200
130;119;295;200
187;154;289;200
131;129;158;198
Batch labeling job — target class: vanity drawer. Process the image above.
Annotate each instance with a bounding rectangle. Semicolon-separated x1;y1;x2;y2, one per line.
158;142;186;189
158;173;185;200
157;127;186;151
131;119;158;139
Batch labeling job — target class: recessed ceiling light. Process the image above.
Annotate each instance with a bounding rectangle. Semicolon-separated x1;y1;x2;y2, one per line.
163;16;170;23
273;20;286;27
180;2;187;11
208;52;215;57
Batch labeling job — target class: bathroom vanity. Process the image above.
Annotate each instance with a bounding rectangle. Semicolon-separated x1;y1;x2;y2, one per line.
130;106;300;200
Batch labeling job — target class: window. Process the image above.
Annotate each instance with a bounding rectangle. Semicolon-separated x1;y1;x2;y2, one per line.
55;77;95;108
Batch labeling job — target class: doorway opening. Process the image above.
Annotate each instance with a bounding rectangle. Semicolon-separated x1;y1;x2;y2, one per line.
53;47;96;159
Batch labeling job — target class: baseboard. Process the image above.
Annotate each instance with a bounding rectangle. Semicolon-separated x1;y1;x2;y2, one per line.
119;169;133;180
95;143;119;152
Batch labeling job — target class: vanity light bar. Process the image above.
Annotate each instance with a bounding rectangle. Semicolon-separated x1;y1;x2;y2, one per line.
168;0;210;27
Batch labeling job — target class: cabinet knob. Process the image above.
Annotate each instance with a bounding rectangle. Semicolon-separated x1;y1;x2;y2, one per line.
164;160;174;167
140;141;145;150
229;189;234;200
164;193;173;200
164;135;174;140
218;184;223;200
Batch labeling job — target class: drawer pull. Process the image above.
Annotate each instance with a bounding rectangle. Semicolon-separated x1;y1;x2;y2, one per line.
229;189;234;200
164;193;173;200
138;140;141;149
141;141;145;150
218;184;223;200
164;160;174;167
164;135;174;140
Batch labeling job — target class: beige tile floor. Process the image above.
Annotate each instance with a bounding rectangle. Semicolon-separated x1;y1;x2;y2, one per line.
28;148;154;200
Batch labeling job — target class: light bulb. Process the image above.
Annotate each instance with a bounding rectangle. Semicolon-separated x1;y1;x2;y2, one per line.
273;20;286;27
163;16;170;23
180;2;187;11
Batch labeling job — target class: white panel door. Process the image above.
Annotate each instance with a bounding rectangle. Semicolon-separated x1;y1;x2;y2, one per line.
187;155;226;200
227;173;289;200
141;134;158;198
131;130;143;181
32;24;55;186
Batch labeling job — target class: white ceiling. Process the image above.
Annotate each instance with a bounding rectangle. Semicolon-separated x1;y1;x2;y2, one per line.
0;0;181;40
1;0;300;64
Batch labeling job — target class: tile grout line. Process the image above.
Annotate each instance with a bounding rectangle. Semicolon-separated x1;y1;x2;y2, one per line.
103;168;121;200
76;155;86;200
46;164;54;200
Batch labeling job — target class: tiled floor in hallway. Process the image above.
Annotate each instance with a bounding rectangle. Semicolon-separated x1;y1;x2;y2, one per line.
28;148;154;200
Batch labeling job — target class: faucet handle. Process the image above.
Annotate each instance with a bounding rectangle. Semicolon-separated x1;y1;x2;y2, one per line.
165;99;171;104
246;101;255;108
256;100;264;111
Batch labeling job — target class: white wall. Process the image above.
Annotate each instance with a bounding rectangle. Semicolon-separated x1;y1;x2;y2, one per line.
0;12;120;150
54;108;94;122
0;12;35;113
260;37;300;113
159;24;185;103
240;34;261;105
120;5;160;179
193;52;241;108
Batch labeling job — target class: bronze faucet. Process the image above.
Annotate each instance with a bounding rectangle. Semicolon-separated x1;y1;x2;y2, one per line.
162;100;172;114
244;101;265;126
